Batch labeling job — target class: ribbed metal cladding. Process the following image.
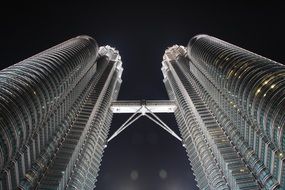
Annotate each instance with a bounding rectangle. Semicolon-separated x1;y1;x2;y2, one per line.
0;36;124;190
35;46;122;190
187;34;284;189
162;40;285;189
162;46;230;190
188;34;285;151
0;36;97;170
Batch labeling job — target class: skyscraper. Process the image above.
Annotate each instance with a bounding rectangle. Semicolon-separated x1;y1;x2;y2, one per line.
0;36;123;189
162;34;284;189
1;33;284;190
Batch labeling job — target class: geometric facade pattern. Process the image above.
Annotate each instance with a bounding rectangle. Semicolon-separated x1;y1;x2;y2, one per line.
162;34;284;189
0;34;284;190
0;36;122;189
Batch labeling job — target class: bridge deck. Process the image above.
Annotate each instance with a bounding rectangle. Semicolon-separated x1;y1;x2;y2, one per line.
110;100;177;113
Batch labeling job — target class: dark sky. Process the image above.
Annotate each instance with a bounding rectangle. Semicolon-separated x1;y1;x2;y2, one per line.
1;1;285;190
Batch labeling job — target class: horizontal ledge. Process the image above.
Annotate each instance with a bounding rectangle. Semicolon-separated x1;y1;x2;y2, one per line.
111;100;177;113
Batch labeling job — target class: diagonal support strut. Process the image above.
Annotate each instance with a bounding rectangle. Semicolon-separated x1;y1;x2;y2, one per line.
107;100;182;142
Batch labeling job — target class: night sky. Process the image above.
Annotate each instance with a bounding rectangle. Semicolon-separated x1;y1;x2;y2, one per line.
1;2;285;190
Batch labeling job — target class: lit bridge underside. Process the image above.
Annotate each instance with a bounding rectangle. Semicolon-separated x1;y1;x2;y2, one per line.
107;100;182;142
111;100;177;113
1;34;284;190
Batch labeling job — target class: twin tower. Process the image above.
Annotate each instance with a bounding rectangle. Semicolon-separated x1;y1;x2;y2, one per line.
0;35;284;190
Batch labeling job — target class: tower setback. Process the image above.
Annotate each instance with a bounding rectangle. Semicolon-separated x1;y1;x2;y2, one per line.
0;36;123;190
0;34;284;190
162;34;285;190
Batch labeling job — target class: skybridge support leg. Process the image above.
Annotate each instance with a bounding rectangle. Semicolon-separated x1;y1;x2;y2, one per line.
107;100;182;142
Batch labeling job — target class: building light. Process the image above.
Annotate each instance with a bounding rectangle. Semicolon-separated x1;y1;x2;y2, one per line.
256;88;261;94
